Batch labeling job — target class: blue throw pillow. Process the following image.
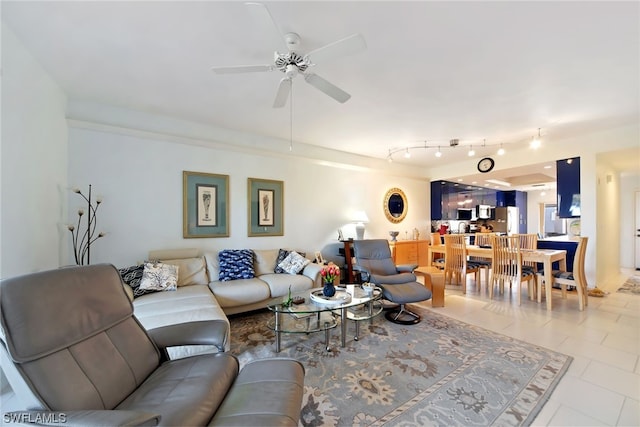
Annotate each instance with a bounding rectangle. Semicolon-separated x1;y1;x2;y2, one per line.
218;249;255;281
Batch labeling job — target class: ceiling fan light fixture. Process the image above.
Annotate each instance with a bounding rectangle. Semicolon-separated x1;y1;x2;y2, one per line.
211;3;364;108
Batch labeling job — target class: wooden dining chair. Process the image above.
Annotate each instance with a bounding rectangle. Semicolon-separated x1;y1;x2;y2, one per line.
472;233;493;285
517;233;539;273
549;236;589;311
443;234;480;294
431;232;445;269
490;235;537;305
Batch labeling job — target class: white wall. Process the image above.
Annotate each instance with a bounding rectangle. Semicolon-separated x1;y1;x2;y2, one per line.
618;173;640;269
67;121;430;268
0;25;68;278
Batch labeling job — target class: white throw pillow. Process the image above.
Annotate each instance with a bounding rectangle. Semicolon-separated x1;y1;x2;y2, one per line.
139;262;179;292
277;251;310;275
161;257;208;286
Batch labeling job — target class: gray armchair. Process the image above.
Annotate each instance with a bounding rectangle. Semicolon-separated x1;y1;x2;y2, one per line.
353;239;432;324
0;264;304;426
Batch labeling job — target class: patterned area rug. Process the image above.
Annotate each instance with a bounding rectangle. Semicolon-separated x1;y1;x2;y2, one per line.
617;275;640;295
229;306;572;426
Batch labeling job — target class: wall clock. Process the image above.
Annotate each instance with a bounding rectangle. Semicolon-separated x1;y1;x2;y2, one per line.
477;157;495;173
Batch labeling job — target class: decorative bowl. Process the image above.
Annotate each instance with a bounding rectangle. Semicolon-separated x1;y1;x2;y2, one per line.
389;231;400;241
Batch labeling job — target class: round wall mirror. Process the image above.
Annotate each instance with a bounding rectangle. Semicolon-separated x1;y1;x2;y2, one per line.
384;187;408;223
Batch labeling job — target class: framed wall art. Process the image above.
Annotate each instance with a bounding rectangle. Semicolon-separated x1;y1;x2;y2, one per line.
183;171;229;238
248;178;283;236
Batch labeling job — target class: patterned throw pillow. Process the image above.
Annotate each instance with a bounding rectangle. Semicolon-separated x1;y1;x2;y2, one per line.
218;249;255;281
139;262;179;292
118;264;155;298
274;249;307;274
277;251;311;275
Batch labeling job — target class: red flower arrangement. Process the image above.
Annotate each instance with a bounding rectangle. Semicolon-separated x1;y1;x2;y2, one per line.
320;262;340;284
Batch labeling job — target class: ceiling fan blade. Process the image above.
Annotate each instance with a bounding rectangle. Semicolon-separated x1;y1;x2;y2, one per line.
273;78;292;108
211;65;273;74
245;2;288;52
305;33;367;64
304;73;351;103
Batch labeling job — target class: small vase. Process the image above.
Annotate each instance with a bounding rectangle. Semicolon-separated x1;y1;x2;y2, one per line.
322;281;336;297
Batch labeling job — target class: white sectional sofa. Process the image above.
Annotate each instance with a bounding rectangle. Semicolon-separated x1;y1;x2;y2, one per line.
125;248;322;358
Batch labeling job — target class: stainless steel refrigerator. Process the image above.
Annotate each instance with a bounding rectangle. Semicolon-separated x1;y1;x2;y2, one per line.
490;207;519;235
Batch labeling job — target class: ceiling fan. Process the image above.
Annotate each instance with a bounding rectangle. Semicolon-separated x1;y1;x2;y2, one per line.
211;2;366;108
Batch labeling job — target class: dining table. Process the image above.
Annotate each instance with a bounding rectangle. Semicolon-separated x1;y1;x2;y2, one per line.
427;243;567;310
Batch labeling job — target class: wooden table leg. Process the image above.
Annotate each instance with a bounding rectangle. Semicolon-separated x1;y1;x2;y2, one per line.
544;258;553;311
415;267;445;307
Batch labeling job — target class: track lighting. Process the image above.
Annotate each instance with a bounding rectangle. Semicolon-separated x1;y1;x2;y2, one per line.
530;128;542;149
385;128;544;161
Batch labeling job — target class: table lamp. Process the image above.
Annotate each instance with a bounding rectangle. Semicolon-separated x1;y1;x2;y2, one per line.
352;211;369;240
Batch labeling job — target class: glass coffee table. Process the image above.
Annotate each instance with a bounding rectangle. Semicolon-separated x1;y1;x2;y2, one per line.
266;284;383;352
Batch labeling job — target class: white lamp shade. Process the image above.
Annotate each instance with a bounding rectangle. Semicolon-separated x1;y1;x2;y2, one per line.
352;211;369;223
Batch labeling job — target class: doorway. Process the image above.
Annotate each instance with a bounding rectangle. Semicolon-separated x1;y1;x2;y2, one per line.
635;191;640;270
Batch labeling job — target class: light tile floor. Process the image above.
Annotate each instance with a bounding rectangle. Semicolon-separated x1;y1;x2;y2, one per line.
414;268;640;426
1;269;638;426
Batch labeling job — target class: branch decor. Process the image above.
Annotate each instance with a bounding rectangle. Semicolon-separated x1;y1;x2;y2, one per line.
67;185;105;265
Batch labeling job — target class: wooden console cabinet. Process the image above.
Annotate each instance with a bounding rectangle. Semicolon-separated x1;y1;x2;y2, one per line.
390;240;430;266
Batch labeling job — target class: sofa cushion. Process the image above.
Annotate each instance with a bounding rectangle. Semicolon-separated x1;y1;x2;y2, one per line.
204;251;220;281
259;273;315;298
161;257;208;286
133;285;230;355
116;352;239;426
253;249;279;276
218;250;255;281
277;251;310;275
140;262;178;292
274;249;307;274
209;278;271;308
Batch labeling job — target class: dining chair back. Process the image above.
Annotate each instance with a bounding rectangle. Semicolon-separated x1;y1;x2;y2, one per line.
431;232;445;268
518;233;539;272
490;235;537;305
472;233;493;285
552;236;589;310
443;234;480;293
474;233;493;247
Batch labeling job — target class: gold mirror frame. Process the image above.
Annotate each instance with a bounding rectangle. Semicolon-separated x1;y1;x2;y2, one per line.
384;187;408;223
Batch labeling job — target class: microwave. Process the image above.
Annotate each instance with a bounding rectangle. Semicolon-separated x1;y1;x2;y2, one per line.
476;205;491;219
457;209;473;220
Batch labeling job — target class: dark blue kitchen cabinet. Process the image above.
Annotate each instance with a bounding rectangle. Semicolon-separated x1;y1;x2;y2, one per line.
430;181;443;220
556;157;581;218
496;190;516;207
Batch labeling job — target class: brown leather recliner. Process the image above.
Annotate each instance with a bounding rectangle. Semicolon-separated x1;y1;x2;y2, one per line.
0;264;304;426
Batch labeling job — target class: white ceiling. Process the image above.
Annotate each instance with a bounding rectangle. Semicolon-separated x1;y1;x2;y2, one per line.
3;1;638;176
